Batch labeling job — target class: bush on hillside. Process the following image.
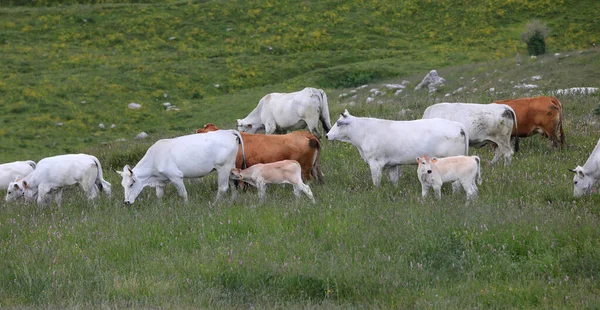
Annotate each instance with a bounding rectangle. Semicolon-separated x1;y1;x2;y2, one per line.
522;20;549;56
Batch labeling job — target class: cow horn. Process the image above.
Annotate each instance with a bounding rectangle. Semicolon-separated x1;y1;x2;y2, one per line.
567;168;576;173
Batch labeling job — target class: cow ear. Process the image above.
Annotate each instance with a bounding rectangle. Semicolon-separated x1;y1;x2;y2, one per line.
13;183;20;190
22;181;28;189
247;124;252;128
578;170;585;178
342;109;349;118
432;158;438;163
416;157;420;164
236;119;242;126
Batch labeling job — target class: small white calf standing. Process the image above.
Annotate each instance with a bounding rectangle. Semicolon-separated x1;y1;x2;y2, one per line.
5;154;111;206
416;155;481;202
230;160;315;203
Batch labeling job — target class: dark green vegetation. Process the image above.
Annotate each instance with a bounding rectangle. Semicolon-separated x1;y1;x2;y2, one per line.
1;0;600;308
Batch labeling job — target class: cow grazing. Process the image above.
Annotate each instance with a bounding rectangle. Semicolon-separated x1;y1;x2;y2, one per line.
197;123;324;183
423;102;519;166
326;109;469;187
569;137;600;197
0;160;36;191
493;96;565;148
117;130;245;205
5;154;111;207
229;160;315;203
416;155;481;202
236;87;332;137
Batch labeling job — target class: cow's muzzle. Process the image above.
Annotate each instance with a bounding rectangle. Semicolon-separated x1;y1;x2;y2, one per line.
123;200;132;205
427;170;432;174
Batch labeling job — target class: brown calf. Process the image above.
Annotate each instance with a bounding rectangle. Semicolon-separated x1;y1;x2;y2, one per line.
493;96;565;148
197;124;324;182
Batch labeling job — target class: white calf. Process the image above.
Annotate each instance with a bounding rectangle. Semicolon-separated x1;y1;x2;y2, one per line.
230;160;315;203
416;155;481;201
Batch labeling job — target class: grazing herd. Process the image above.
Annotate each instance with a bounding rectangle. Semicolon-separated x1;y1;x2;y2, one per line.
1;86;597;206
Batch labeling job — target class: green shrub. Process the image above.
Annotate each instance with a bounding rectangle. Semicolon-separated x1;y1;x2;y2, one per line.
522;20;548;56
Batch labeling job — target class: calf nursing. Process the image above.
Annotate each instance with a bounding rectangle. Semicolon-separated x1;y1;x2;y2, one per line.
416;155;481;202
230;160;315;203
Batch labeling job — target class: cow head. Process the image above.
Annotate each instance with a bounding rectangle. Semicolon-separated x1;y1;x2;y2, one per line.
229;168;244;181
116;165;144;205
416;156;436;176
196;123;219;133
5;177;35;202
325;109;352;142
237;119;258;134
569;166;595;197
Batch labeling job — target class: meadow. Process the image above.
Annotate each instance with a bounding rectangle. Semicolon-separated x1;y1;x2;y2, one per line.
1;0;600;308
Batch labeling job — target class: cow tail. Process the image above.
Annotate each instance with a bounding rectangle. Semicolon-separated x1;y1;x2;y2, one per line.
508;107;520;153
232;130;246;169
460;125;469;156
318;89;332;134
26;160;36;170
308;136;324;183
552;97;566;148
92;157;112;197
474;156;482;185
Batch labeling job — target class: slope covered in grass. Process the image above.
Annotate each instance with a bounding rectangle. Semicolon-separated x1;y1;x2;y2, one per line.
1;0;599;160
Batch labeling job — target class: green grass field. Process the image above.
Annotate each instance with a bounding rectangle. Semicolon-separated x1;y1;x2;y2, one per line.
1;0;600;308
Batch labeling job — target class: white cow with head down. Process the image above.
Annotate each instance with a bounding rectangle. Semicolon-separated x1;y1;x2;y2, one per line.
236;87;332;137
5;154;111;206
422;102;519;166
117;130;245;205
0;160;36;192
570;137;600;197
326;109;469;187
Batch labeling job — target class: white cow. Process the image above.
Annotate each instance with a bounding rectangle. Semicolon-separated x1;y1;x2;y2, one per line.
416;155;481;202
230;160;315;203
236;87;332;137
117;130;245;205
5;154;111;206
326;109;469;186
422;102;519;166
0;160;36;191
569;137;600;197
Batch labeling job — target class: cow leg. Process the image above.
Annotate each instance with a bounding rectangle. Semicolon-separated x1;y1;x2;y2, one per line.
305;118;321;138
386;166;399;186
491;140;513;166
264;122;276;135
421;183;430;198
155;183;165;199
464;181;478;202
215;167;232;203
298;183;316;204
37;184;52;207
168;176;188;203
452;180;462;193
54;189;63;206
368;161;384;187
432;183;442;200
257;181;267;203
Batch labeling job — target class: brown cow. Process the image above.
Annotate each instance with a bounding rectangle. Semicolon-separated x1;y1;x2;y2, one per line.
493;96;565;148
197;124;324;183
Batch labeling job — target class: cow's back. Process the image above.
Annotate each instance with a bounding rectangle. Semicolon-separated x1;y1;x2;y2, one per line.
493;96;562;137
354;118;467;164
31;154;96;186
234;131;318;180
140;131;239;178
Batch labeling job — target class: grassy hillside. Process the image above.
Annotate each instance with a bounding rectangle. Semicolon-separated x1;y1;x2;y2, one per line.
2;0;600;308
1;0;599;161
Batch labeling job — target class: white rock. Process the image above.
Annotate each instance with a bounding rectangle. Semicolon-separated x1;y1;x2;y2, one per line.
116;138;127;142
110;124;116;128
383;84;405;90
401;80;410;85
452;87;465;94
349;89;357;94
56;122;63;126
99;123;105;129
347;101;356;107
351;95;357;99
164;93;168;98
444;93;451;97
214;84;220;88
554;53;561;57
135;132;148;140
128;102;141;109
339;93;348;98
531;75;542;81
163;102;172;108
366;97;375;104
530;55;537;59
553;87;599;95
514;84;538;89
488;88;495;92
168;37;176;40
397;109;413;117
415;70;446;94
394;89;403;96
356;85;368;90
